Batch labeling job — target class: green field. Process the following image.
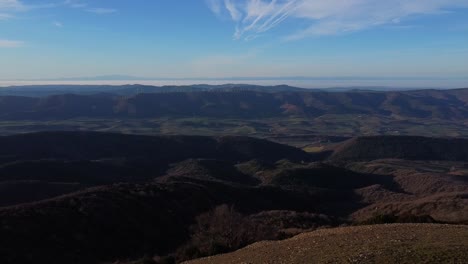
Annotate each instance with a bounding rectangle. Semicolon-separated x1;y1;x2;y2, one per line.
1;115;468;147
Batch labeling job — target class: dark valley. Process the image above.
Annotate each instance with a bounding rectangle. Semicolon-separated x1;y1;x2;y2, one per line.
0;129;467;263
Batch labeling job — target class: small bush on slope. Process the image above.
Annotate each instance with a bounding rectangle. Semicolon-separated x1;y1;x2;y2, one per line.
359;213;437;225
176;205;275;262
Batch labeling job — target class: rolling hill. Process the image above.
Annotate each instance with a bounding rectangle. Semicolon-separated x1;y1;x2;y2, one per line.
1;88;468;120
186;224;468;264
330;136;468;161
0;132;466;263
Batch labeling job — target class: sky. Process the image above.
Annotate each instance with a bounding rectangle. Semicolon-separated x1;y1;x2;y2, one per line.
1;0;468;84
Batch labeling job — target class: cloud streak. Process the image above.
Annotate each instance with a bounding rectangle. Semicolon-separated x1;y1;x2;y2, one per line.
0;13;12;20
206;0;222;16
0;0;57;13
207;0;468;40
224;0;241;21
0;39;23;48
0;0;24;9
63;1;117;15
0;0;25;20
0;0;117;20
86;8;117;14
63;0;87;9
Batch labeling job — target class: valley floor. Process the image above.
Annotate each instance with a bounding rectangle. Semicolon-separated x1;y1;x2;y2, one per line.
2;115;468;148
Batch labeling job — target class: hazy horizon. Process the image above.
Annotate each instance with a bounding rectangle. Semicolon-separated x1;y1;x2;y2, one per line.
1;78;467;89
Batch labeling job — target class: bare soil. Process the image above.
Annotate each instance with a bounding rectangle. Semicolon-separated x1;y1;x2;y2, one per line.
186;224;468;264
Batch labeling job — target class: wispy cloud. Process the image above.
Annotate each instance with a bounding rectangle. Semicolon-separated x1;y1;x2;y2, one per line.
207;0;468;40
0;39;23;48
0;0;27;17
0;0;25;20
224;0;241;21
206;0;222;16
63;1;116;14
86;8;117;15
63;0;87;9
0;0;118;21
0;0;24;9
53;21;63;27
0;13;12;20
0;0;56;12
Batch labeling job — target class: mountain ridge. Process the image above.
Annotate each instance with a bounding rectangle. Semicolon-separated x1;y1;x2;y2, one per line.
1;88;468;120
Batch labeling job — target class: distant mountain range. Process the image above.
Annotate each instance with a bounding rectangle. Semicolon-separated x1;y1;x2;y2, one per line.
0;84;308;97
1;86;468;120
0;83;455;97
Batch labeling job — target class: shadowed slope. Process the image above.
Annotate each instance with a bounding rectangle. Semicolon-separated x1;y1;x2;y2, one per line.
0;131;310;162
331;136;468;161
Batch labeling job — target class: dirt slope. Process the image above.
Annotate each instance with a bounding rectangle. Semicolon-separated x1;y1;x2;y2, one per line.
186;224;468;264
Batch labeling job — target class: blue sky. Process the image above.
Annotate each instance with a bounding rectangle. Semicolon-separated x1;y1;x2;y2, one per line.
1;0;468;81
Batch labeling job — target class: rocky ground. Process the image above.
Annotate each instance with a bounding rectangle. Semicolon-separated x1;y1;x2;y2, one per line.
186;224;468;264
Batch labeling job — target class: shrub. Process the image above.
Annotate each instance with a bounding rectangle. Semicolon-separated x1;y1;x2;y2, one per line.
176;204;275;261
360;213;436;225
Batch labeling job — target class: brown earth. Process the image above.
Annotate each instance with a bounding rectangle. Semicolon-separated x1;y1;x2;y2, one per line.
345;159;468;223
186;224;468;264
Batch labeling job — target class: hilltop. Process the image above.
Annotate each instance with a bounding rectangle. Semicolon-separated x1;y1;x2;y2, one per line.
186;224;468;264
